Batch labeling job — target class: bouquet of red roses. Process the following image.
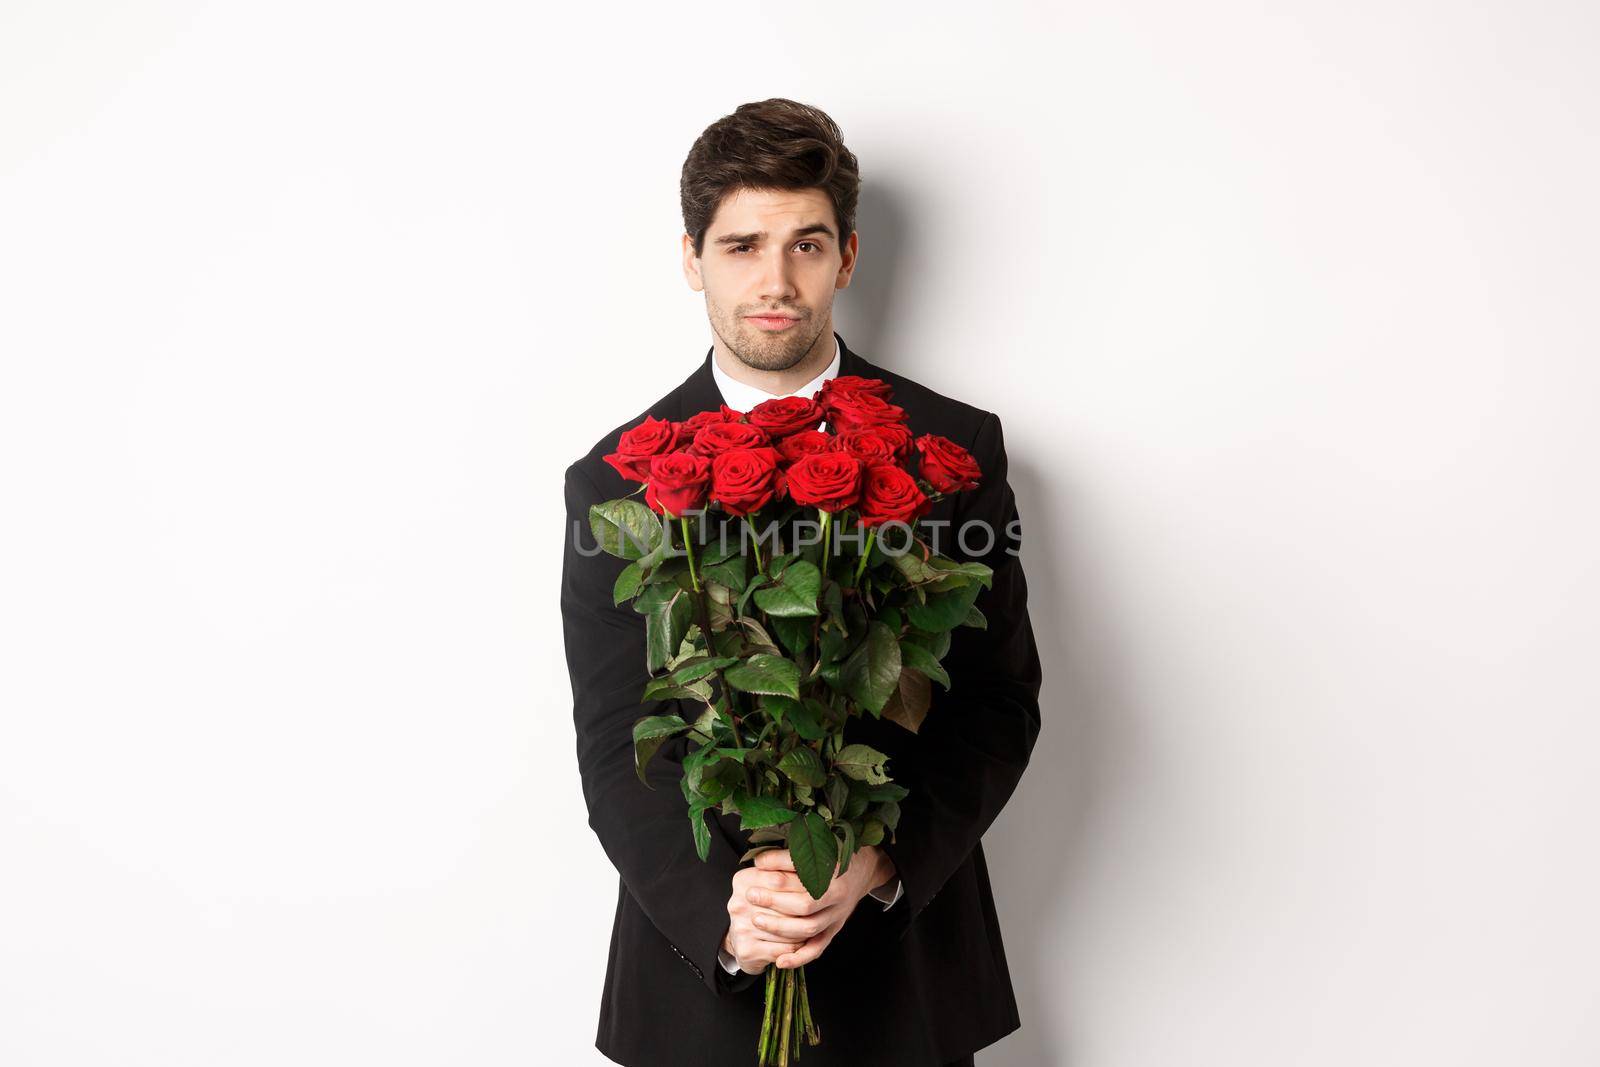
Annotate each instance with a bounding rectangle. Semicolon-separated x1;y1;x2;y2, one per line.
587;374;990;1065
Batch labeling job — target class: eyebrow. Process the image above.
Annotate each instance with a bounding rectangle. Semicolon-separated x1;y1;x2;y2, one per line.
712;223;836;246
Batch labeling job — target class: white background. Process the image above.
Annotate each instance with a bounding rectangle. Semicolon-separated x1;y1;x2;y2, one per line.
2;2;1596;1064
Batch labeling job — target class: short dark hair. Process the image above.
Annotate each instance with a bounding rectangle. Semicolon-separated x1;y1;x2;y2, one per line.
680;98;861;259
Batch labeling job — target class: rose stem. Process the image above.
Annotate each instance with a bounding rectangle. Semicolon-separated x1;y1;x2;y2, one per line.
759;963;777;1062
679;515;700;591
853;525;877;585
678;512;757;793
779;966;794;1067
744;512;764;573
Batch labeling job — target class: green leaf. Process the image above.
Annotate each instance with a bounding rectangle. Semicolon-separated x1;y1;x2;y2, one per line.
769;615;814;658
687;705;721;743
690;808;711;860
963;604;987;630
642;553;686;586
879;606;902;635
632;715;689;787
825;776;849;819
613;560;644;605
753;559;821;617
890;551;940;584
694;758;744;803
736;573;768;617
668;655;739;684
734;616;782;657
898;640;951;690
835;819;857;875
645;589;696;673
925;558;995;591
777;745;827;788
788;811;839;899
698;534;739;566
764;695;827;741
665;625;703;668
638;679;713;704
901;628;951;658
817;627;846;666
833;743;891;785
904;582;984;633
809;696;845;733
702;553;749;594
589;498;663;560
821;582;845;629
840;621;901;716
844;778;871;819
632;581;677;615
723;653;801;699
733;789;798;830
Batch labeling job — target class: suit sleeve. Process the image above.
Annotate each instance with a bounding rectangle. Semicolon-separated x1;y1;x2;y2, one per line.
561;461;763;997
875;411;1044;940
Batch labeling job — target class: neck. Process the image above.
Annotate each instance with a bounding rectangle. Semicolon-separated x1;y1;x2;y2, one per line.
712;320;836;396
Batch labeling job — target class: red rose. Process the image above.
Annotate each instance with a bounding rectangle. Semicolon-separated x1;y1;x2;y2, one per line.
856;462;931;528
602;415;680;483
665;419;697;447
815;375;894;405
872;422;915;462
785;452;864;512
644;452;712;518
776;430;833;464
830;427;900;465
746;396;825;439
822;390;908;433
914;433;983;494
680;404;745;434
711;447;785;516
689;420;771;458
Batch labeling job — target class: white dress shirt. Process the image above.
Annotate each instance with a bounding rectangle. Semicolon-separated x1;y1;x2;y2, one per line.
709;334;841;426
710;334;906;976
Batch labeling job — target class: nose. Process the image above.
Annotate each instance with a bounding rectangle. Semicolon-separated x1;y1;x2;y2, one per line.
756;247;797;304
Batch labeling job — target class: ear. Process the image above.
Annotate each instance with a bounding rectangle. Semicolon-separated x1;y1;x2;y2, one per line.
682;232;705;292
834;230;859;288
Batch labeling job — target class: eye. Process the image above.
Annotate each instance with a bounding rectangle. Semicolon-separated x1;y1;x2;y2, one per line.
795;241;820;253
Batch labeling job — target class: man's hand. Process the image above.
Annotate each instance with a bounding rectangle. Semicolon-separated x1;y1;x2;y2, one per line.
721;855;808;974
723;845;898;971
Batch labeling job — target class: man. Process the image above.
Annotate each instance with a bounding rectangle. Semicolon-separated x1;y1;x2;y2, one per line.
560;98;1043;1067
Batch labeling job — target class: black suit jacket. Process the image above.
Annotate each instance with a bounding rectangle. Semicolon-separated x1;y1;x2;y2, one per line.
560;332;1043;1066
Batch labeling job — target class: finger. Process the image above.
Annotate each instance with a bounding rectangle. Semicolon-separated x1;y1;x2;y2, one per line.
756;849;796;871
744;933;805;952
751;907;837;941
737;936;804;967
775;932;831;969
760;871;807;893
745;885;826;916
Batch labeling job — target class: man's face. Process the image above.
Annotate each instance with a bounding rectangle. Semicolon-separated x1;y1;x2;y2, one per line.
683;186;857;372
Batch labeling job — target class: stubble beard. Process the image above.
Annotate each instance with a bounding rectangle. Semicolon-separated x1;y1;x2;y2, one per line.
709;300;828;373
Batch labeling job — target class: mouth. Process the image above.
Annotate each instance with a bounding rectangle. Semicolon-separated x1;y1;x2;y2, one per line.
746;314;801;331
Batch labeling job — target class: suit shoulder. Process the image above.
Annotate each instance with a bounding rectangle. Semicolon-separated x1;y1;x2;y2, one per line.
869;363;996;449
565;391;681;500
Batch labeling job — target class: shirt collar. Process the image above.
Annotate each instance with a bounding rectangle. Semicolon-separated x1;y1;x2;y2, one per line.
710;335;840;413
